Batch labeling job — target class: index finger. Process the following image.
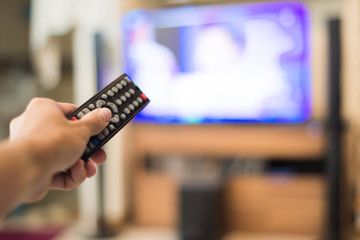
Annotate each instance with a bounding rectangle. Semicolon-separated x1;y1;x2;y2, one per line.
56;102;78;115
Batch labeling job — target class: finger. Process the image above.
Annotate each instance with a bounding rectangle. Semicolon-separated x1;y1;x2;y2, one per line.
50;160;86;190
78;108;111;136
88;148;107;165
85;160;98;178
56;102;78;114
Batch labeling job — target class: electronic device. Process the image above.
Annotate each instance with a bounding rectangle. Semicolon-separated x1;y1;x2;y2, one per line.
122;1;312;124
179;178;224;240
66;73;150;161
325;18;342;240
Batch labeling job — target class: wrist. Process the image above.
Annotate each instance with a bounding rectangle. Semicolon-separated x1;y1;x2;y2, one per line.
0;139;53;215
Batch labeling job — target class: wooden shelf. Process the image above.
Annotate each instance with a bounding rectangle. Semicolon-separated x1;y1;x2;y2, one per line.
133;173;325;235
131;124;325;159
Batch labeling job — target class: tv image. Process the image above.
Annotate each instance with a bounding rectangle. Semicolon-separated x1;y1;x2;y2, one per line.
122;1;312;124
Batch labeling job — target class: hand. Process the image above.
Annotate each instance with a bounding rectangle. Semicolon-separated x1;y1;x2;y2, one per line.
9;97;111;202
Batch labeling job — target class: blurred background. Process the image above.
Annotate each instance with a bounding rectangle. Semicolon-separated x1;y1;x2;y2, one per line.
1;0;360;240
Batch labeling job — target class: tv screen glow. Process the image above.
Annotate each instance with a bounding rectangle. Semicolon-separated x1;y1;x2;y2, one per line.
122;1;312;124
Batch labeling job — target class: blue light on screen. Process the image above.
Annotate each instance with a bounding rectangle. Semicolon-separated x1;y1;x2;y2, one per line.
122;1;312;124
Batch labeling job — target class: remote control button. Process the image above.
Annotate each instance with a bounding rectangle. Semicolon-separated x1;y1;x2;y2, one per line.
89;104;95;110
112;87;118;93
96;100;106;108
133;100;139;107
109;124;115;131
120;114;126;119
121;80;127;86
77;112;85;119
107;102;118;113
71;116;78;121
82;108;90;114
111;114;120;124
140;93;147;101
91;138;99;146
120;96;127;102
88;142;95;150
97;133;105;140
116;83;123;90
129;104;135;111
124;108;130;115
124;76;131;83
101;94;108;99
125;92;131;98
102;128;110;136
137;97;143;103
129;89;135;95
85;147;91;154
115;99;122;105
107;90;114;97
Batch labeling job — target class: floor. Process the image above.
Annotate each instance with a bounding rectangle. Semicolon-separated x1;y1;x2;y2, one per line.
54;226;319;240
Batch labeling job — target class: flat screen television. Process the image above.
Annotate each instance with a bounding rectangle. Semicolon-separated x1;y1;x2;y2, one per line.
122;1;312;124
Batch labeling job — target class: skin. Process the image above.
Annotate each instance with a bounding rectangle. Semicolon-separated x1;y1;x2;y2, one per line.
0;97;111;221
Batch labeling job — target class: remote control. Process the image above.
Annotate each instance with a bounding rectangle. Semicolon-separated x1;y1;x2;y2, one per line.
66;73;149;161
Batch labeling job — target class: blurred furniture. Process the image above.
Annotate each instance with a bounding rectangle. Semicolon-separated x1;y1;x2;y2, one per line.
120;0;346;238
128;124;326;236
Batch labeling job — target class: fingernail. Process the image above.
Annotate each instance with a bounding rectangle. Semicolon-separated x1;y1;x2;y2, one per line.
99;108;111;122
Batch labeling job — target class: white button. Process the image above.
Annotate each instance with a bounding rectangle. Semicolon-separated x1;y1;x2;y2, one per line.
116;83;123;90
102;128;109;136
133;101;139;107
137;97;143;103
124;108;130;114
120;114;126;119
121;80;127;86
96;100;106;108
107;102;118;113
111;114;120;124
107;90;114;97
115;99;122;105
125;92;131;98
129;104;135;111
120;96;127;101
112;87;118;93
102;94;108;99
129;89;135;95
97;133;105;140
77;112;85;118
82;108;90;114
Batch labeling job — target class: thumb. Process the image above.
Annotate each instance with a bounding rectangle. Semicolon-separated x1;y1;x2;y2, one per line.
79;108;111;136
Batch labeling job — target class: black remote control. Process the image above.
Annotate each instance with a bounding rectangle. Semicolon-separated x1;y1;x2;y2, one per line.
66;73;149;161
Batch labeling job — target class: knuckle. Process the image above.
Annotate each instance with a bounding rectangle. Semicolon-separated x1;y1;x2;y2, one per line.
9;117;19;128
29;97;54;107
29;97;44;105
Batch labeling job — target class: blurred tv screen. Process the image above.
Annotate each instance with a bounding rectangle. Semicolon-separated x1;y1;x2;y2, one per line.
122;1;312;124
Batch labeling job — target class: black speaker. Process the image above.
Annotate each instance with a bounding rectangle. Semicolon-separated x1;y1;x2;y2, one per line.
325;18;342;240
179;178;224;240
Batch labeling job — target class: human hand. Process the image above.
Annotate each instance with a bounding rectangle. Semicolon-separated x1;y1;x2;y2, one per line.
9;97;111;202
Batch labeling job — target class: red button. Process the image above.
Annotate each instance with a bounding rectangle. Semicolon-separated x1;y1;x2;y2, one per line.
140;93;147;101
71;117;77;121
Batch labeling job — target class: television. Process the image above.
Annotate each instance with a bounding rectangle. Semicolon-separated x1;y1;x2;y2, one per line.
122;1;312;124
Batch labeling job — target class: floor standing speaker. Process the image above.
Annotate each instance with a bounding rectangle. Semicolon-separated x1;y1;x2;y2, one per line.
179;178;224;240
326;18;342;240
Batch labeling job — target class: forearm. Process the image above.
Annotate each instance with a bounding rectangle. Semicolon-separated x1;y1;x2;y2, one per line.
0;139;52;221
